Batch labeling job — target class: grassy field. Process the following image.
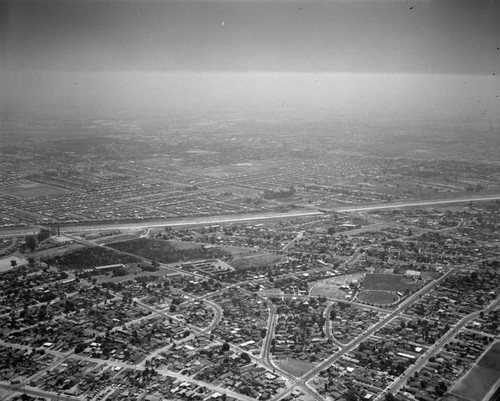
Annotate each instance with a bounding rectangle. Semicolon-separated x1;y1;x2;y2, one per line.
362;273;420;292
217;244;259;258
478;341;500;371
309;283;348;299
450;341;500;401
421;271;441;281
316;273;366;286
229;252;284;270
0;256;28;273
357;290;398;304
309;273;366;298
0;182;68;198
165;239;204;250
276;359;315;377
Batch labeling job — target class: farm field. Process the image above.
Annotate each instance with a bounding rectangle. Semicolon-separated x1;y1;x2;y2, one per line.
0;182;68;198
450;341;500;401
361;273;420;292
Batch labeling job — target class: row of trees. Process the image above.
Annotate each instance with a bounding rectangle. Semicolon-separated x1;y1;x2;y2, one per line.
46;246;139;270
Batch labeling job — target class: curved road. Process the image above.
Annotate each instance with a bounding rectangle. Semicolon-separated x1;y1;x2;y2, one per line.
269;269;455;401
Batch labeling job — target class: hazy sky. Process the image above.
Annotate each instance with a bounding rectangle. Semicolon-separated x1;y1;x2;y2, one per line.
1;0;499;119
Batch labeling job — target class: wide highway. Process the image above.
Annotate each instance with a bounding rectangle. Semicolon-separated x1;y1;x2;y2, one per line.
1;194;499;238
60;193;500;233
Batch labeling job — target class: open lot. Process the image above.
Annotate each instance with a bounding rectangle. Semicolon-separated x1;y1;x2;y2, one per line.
450;341;500;401
28;242;84;260
0;182;68;198
362;273;420;292
276;359;315;377
0;255;28;272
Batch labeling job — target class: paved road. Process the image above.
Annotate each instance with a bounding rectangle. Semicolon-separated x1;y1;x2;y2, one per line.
332;194;500;213
377;296;500;399
280;231;304;253
0;193;485;236
0;382;80;401
323;303;346;347
64;233;213;286
269;269;455;401
203;299;223;332
0;334;258;401
2;194;496;400
262;301;277;366
66;351;257;401
59;210;323;233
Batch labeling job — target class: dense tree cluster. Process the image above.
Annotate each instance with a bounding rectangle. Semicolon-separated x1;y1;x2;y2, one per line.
46;246;139;270
109;238;232;264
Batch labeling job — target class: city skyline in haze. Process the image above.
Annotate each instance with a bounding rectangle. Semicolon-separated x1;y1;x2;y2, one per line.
1;0;499;120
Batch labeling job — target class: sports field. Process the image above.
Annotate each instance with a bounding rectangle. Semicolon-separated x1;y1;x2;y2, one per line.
362;273;419;292
0;182;68;198
309;283;348;299
357;290;398;304
310;273;366;298
450;341;500;401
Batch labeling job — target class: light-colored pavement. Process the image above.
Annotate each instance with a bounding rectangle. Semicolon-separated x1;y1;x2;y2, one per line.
2;194;499;401
0;194;487;236
269;269;455;401
332;194;500;213
0;382;80;401
376;296;500;399
59;210;324;234
280;231;304;253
